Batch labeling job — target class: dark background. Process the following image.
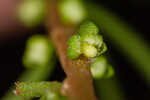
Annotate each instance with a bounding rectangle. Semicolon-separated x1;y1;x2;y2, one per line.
0;0;149;100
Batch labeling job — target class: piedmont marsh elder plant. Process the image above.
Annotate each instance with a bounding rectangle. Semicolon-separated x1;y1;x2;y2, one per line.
67;21;113;79
67;21;107;59
13;21;114;100
1;0;149;100
5;0;149;100
13;0;115;99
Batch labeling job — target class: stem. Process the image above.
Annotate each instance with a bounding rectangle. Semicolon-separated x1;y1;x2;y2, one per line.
46;1;97;100
15;82;61;98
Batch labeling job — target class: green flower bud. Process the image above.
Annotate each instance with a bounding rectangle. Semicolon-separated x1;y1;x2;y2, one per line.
82;44;97;58
67;21;107;59
23;35;54;68
90;56;107;79
81;34;96;45
81;34;103;47
77;21;99;36
18;0;46;27
59;0;86;24
67;35;81;59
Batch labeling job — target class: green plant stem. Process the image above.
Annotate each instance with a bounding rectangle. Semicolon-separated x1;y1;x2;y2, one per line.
15;82;61;98
1;56;57;100
94;77;126;100
87;3;150;85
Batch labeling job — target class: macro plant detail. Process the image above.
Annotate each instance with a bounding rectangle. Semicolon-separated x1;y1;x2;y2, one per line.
67;21;107;59
1;0;149;100
4;0;115;99
67;21;113;79
13;21;114;100
1;0;115;100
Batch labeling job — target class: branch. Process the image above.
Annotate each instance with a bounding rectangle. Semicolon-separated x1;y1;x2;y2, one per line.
46;1;97;100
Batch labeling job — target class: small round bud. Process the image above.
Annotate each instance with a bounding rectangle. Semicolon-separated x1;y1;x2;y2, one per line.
81;34;96;45
23;35;54;68
77;21;99;36
82;44;97;58
67;35;81;59
90;56;107;79
81;34;103;47
59;0;86;24
18;0;46;27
